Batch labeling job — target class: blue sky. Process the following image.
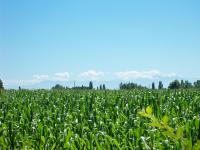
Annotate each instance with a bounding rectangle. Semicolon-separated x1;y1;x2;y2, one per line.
0;0;200;89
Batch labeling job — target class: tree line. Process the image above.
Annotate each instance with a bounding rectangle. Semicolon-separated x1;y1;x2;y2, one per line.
51;81;106;90
120;80;200;90
1;78;200;90
51;79;200;90
119;82;148;90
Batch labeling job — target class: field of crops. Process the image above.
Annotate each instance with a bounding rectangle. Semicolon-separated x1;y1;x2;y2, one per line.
0;89;200;149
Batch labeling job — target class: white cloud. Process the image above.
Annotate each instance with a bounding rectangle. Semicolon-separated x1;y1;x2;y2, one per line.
4;74;49;85
4;79;36;85
115;70;177;80
33;75;49;81
53;72;70;81
4;70;178;87
79;70;105;81
4;72;71;86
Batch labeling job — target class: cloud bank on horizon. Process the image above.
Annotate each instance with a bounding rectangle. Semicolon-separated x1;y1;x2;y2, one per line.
3;69;179;87
115;70;177;80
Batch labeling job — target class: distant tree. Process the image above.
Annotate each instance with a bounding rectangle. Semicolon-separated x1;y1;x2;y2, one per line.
72;85;89;90
181;80;185;88
152;82;155;90
158;81;163;89
119;82;123;89
52;84;65;90
194;80;200;88
18;86;21;90
73;81;76;88
103;84;106;90
184;80;192;88
179;80;193;88
119;82;147;90
0;79;4;89
100;85;102;90
168;80;181;89
89;81;93;89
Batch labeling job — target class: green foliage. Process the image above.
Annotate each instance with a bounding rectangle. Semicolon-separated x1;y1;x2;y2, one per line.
89;81;93;89
158;81;163;89
146;106;153;115
51;84;66;90
138;106;200;149
168;80;181;89
0;89;199;149
180;80;193;89
152;82;155;90
194;80;200;88
98;84;106;90
102;84;106;90
0;79;3;89
119;82;147;89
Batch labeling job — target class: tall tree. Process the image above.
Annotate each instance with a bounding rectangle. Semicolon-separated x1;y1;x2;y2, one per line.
180;80;193;88
103;84;106;90
194;80;200;88
0;79;3;89
158;81;163;89
89;81;93;89
184;80;192;88
168;80;181;89
119;82;146;90
181;80;185;88
152;82;155;89
51;84;65;90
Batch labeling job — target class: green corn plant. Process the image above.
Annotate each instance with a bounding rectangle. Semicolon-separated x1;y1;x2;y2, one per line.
0;89;200;149
138;106;200;150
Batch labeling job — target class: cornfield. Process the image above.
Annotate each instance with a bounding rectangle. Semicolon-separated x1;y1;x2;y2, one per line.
0;89;200;149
